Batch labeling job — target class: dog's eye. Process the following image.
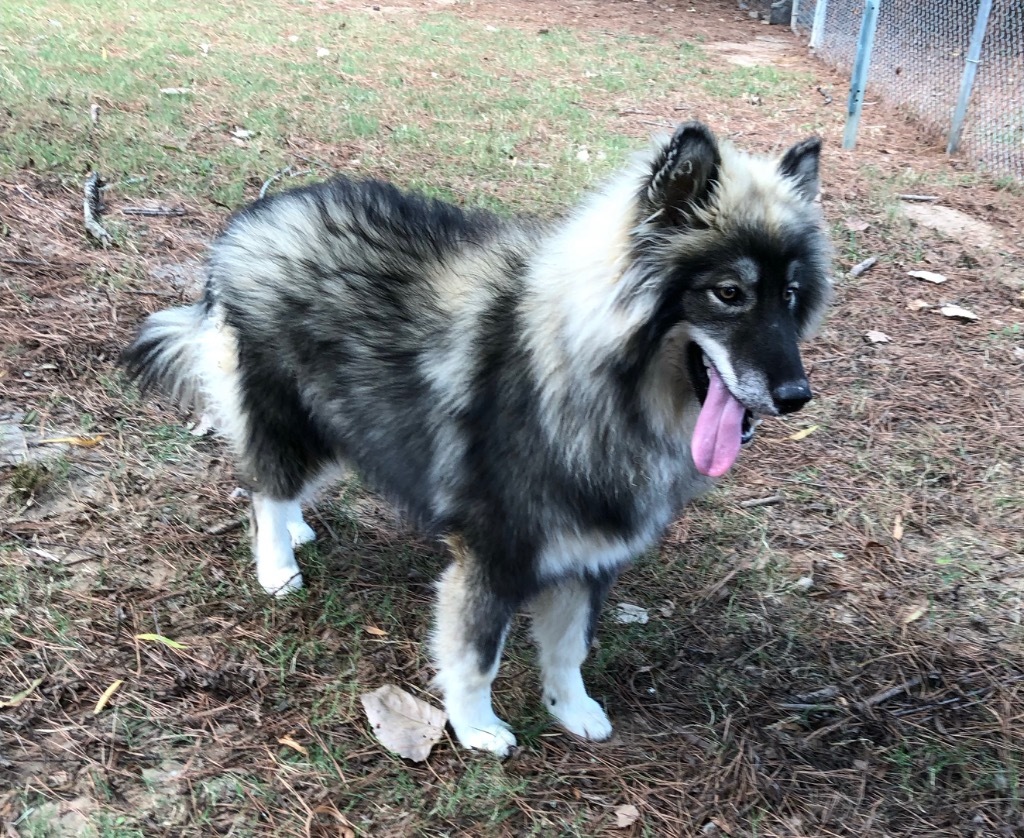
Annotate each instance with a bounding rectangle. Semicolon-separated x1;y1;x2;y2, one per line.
713;286;742;304
784;285;798;304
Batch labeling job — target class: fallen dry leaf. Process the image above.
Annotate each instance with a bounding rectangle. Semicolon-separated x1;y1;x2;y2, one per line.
37;433;107;448
615;804;641;828
94;679;123;715
277;735;308;756
0;677;43;709
361;684;447;762
893;514;904;541
135;633;187;650
907;298;931;311
864;330;891;344
788;425;819;441
939;303;979;321
843;217;869;232
901;601;928;625
305;805;355;838
364;625;389;637
908;270;947;284
614;603;649;624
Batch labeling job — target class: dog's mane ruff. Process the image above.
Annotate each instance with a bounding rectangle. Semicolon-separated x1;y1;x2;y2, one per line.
518;156;688;459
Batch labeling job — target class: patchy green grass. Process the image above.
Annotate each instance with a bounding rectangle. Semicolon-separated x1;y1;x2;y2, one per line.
0;0;814;210
2;0;1024;836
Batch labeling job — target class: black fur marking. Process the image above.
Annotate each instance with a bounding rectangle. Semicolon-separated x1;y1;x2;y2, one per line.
231;329;335;498
585;569;618;648
778;137;823;203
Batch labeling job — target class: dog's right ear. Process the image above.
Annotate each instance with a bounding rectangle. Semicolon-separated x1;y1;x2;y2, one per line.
642;122;721;226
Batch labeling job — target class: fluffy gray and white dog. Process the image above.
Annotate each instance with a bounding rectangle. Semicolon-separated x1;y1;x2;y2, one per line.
123;122;831;756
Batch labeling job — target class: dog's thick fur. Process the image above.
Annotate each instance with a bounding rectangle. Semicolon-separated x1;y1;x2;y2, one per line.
123;123;831;755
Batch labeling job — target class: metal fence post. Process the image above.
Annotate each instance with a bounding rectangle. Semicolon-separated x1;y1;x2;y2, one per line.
791;0;801;33
947;0;994;154
810;0;828;48
842;0;881;149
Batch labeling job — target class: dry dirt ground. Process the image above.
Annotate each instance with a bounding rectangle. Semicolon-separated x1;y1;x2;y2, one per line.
2;1;1024;836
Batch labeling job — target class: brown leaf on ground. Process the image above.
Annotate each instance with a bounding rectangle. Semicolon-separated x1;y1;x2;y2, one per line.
360;685;447;762
939;303;979;321
615;803;641;828
908;269;947;284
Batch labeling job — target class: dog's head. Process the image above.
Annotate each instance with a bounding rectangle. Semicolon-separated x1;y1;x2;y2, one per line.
633;122;832;477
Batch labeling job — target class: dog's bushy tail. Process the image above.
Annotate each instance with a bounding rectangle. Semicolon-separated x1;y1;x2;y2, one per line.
121;303;207;408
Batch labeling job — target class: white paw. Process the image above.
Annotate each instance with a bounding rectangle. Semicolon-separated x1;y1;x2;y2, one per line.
451;716;517;757
257;556;304;597
287;520;317;548
548;694;613;741
448;713;516;758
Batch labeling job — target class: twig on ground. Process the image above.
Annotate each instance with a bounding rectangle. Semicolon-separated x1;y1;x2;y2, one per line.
777;702;842;712
259;166;293;200
83;172;113;247
859;674;927;710
122;289;179;298
898;194;940;202
793;686;841;703
848;256;878;277
120;206;187;217
739;494;783;508
206;518;245;537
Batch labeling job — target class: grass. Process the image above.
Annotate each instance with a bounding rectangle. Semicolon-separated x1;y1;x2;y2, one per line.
0;0;814;210
2;0;1024;836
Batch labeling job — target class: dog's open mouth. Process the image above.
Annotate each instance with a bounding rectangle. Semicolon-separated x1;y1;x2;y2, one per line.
685;342;755;478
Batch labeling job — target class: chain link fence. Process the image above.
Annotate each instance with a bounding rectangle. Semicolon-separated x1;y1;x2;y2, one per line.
791;0;1024;184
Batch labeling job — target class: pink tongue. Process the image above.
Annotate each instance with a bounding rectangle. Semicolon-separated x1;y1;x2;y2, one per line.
692;365;746;478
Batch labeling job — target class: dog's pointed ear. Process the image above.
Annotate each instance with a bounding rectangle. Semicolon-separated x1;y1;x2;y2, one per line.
643;122;721;226
778;136;822;202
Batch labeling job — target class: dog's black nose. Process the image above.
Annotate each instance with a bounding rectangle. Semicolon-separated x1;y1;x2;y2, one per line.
772;381;812;415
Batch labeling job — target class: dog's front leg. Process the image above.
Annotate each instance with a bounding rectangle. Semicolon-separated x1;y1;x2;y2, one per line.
431;560;518;756
530;572;616;741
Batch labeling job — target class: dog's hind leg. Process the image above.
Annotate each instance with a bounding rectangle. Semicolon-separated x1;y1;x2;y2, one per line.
432;553;519;756
530;572;616;741
284;501;317;548
251;494;305;596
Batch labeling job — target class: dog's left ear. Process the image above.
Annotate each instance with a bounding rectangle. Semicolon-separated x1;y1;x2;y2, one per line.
643;121;722;226
778;137;822;202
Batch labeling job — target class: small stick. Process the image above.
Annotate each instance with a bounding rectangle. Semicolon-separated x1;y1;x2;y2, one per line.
120;206;187;217
83;172;113;247
794;685;841;702
898;194;939;202
860;675;924;709
259;165;293;200
739;494;783;508
777;702;841;712
206;518;244;536
848;256;878;277
122;289;179;298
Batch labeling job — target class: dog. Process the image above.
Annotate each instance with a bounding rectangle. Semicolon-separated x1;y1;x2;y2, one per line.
123;122;831;756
